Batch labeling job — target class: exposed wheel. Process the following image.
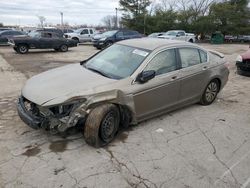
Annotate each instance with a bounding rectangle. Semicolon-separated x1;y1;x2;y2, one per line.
59;44;68;52
17;44;29;54
200;80;219;105
72;37;80;43
105;41;113;48
189;39;194;43
84;104;120;147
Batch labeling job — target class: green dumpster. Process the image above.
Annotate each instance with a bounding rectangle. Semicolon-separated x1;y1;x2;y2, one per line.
211;32;224;44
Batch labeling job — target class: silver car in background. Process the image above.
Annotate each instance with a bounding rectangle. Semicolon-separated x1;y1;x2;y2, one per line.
17;38;229;147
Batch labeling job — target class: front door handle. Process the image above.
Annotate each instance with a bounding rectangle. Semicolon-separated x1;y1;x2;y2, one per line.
171;76;177;80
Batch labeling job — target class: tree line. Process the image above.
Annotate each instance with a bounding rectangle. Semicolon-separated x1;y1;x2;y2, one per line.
117;0;250;35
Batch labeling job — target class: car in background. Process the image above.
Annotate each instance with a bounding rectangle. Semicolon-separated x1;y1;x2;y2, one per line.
92;29;142;49
35;28;64;38
0;28;14;31
61;29;74;34
9;30;77;54
158;30;195;43
64;28;96;43
0;30;26;45
236;48;250;76
17;38;229;147
148;32;164;38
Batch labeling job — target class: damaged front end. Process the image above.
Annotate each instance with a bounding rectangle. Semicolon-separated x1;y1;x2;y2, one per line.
17;96;87;134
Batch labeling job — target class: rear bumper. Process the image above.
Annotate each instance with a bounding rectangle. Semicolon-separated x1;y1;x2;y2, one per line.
17;97;44;129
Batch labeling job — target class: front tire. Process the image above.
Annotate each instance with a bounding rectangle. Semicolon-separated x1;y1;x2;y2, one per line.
17;44;29;54
200;80;219;105
84;104;120;147
72;37;80;43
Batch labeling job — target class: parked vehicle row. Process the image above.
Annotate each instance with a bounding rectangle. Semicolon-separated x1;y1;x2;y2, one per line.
225;35;250;43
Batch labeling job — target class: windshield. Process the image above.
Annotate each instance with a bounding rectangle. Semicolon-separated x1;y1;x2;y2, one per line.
102;30;118;37
165;31;177;36
28;31;41;38
84;44;150;79
74;29;82;33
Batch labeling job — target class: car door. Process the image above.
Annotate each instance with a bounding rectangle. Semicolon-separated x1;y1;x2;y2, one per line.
0;31;11;43
79;29;90;42
178;47;209;103
132;48;181;120
38;32;54;48
176;31;186;41
115;31;124;41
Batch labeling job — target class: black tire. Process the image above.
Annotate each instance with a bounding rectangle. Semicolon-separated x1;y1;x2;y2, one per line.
84;104;120;147
105;41;113;48
200;79;219;105
59;44;68;52
189;39;194;43
72;37;80;43
17;44;29;54
13;47;18;52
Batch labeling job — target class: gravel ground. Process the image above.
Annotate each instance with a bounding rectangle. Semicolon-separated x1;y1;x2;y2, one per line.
0;43;250;188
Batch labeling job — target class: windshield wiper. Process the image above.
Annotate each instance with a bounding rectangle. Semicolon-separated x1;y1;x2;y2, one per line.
85;66;112;78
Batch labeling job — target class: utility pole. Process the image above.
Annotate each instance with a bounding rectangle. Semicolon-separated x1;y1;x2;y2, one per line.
115;8;118;29
60;12;64;30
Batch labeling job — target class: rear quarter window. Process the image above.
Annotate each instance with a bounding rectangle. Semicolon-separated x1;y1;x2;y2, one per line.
199;50;208;63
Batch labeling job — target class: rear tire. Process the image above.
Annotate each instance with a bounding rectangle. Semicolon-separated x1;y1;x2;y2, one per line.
189;39;194;43
17;44;29;54
59;44;68;52
84;104;120;147
200;80;219;105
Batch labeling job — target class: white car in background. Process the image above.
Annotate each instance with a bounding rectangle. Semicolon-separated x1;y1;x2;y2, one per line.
158;30;195;43
64;28;96;43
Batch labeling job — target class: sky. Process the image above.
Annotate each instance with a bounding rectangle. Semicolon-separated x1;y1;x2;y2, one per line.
0;0;120;26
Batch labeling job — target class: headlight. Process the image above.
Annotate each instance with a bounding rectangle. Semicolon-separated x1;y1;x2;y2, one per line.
236;55;242;62
99;37;107;41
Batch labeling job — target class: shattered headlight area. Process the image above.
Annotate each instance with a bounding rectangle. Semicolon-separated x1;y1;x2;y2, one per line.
17;96;87;134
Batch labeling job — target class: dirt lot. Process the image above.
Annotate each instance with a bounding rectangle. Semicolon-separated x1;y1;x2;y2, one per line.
0;43;250;188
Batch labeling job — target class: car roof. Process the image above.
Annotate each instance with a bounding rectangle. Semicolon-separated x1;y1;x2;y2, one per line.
117;38;194;51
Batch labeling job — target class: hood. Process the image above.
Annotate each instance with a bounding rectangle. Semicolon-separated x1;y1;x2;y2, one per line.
22;63;115;106
241;49;250;60
93;34;104;40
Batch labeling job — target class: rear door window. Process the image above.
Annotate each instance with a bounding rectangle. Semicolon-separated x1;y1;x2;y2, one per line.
179;48;201;68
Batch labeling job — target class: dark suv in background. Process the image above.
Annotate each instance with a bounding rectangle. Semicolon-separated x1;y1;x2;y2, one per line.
92;30;142;49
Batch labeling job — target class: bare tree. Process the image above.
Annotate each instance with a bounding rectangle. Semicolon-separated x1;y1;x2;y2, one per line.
102;15;117;29
37;16;46;28
175;0;215;15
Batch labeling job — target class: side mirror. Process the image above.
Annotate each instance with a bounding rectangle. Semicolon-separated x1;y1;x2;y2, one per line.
176;34;180;37
136;70;156;83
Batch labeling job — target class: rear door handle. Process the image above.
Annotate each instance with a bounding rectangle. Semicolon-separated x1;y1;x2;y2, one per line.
203;66;208;70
